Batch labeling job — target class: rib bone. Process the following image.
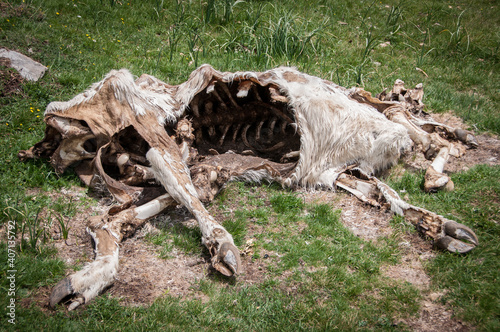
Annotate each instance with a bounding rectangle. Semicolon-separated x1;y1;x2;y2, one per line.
256;120;265;142
218;124;231;146
268;117;277;140
232;123;242;142
242;124;252;148
218;82;241;110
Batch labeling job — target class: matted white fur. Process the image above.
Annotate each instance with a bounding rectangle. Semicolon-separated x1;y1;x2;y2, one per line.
232;169;279;184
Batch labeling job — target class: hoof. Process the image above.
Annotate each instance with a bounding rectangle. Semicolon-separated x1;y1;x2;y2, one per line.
213;242;241;276
436;221;479;254
49;277;74;309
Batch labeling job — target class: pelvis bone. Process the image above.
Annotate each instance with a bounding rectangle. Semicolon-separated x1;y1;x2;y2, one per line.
18;65;478;310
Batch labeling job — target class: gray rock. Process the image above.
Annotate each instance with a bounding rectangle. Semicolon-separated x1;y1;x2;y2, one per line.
0;48;47;81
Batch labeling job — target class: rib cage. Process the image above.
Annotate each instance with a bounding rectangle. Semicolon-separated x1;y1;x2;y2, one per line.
188;80;300;162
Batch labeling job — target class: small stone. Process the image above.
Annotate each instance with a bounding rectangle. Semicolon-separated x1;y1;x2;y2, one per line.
429;292;442;301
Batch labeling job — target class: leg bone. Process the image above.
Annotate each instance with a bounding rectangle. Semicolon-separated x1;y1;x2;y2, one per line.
335;169;478;253
49;194;176;309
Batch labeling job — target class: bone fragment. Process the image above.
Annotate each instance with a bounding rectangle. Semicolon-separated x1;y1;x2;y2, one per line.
257;141;285;153
424;146;454;192
134;193;176;220
410;82;424;103
336;176;380;207
255;101;294;124
269;86;289;103
251;85;263;101
218;82;241;109
210;170;218;183
280;120;287;134
268;117;277;140
117;153;156;185
236;81;253;98
281;150;300;162
256;120;264;142
241;150;256;156
392;79;406;95
117;153;131;174
210;85;227;110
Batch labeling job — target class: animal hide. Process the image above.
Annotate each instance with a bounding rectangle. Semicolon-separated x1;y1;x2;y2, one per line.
18;64;478;310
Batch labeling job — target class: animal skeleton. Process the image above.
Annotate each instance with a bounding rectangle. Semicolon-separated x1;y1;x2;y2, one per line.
18;65;479;310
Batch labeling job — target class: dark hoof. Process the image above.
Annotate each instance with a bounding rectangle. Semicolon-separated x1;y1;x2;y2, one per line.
436;221;479;253
49;277;73;309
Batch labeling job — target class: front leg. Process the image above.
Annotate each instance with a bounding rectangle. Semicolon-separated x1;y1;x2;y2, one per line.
146;147;241;276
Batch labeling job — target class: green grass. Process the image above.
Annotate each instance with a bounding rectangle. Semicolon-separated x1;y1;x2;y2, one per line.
0;0;499;330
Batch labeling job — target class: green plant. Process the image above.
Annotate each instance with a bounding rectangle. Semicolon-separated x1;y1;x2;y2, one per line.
443;10;470;54
386;3;403;36
204;0;244;25
3;203;45;253
54;213;70;241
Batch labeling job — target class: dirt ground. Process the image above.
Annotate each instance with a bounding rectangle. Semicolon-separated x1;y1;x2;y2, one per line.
0;59;25;99
11;113;500;331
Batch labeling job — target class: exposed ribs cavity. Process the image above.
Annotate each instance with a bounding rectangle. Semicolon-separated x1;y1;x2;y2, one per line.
187;80;300;163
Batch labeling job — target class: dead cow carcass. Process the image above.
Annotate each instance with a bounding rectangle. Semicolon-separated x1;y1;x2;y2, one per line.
18;65;479;310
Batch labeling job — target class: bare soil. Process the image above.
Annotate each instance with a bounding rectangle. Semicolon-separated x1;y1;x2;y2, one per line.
0;58;25;99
